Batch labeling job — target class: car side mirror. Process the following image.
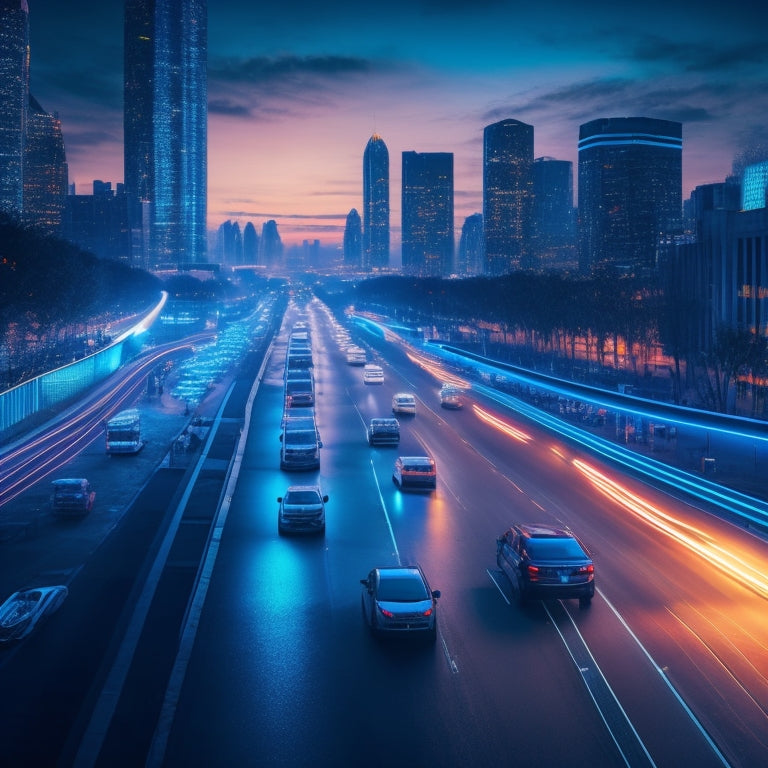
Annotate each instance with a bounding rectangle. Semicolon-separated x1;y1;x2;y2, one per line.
279;434;283;442
322;495;329;503
277;497;283;503
432;590;441;599
318;440;323;448
360;579;368;587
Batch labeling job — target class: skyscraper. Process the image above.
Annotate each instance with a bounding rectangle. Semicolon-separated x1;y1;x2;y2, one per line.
260;219;283;268
124;0;207;270
242;221;258;264
578;116;682;276
532;157;575;271
0;0;29;220
363;134;389;271
344;208;362;268
483;118;534;275
457;213;484;275
23;95;68;235
401;151;454;277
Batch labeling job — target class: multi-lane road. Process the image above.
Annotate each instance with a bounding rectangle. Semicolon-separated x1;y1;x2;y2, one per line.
2;299;768;766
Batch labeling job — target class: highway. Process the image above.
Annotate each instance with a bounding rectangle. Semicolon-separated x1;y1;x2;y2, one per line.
1;298;767;766
156;301;767;766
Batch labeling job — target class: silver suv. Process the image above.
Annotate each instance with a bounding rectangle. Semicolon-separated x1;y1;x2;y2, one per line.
277;485;328;535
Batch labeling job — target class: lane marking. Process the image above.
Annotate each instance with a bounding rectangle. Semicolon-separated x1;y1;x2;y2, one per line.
598;589;731;766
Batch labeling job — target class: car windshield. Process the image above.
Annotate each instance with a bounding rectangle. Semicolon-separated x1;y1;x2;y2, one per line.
285;430;316;445
284;490;320;504
377;574;429;602
403;461;432;472
526;537;587;561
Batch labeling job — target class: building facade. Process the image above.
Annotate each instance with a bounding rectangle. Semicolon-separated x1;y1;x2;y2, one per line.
0;0;29;220
483;118;534;275
457;213;484;276
532;156;575;271
401;151;454;277
64;181;132;263
362;134;389;271
578;116;682;276
343;208;362;268
124;0;207;270
742;161;768;211
23;95;67;235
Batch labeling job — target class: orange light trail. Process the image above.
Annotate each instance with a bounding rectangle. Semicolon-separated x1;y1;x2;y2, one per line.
573;459;768;600
472;404;532;444
405;351;470;389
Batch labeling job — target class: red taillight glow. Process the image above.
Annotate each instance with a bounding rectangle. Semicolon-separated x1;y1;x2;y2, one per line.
422;607;433;617
577;564;595;575
527;565;540;575
380;607;395;618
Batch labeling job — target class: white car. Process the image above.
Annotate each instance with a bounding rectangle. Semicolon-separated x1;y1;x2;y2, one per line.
363;364;384;384
392;393;416;415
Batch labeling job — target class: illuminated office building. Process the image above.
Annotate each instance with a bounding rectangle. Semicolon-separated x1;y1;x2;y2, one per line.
742;161;768;211
578;116;682;276
401;151;454;277
483;119;534;274
23;95;68;235
124;0;207;269
344;208;362;268
363;134;390;270
0;0;29;220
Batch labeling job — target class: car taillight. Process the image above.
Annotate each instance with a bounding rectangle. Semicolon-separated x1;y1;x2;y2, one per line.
380;607;395;618
576;564;595;575
422;607;433;617
526;564;540;581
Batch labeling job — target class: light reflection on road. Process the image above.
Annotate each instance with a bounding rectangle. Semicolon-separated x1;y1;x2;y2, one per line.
573;459;768;600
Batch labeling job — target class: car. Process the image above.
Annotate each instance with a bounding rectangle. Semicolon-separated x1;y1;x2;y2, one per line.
346;345;367;365
50;478;95;517
360;565;440;640
368;417;400;446
393;456;436;490
363;364;384;384
440;384;463;409
277;485;328;534
392;393;416;415
496;523;595;607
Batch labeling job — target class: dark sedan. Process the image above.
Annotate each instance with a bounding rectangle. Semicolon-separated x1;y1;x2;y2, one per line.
496;523;595;607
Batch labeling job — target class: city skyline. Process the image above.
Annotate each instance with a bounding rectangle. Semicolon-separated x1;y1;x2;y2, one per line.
27;1;768;249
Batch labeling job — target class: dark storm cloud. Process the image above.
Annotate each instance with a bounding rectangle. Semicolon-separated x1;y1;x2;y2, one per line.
629;35;767;73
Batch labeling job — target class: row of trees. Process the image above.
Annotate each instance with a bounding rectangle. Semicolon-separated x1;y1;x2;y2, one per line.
319;272;768;416
0;216;162;388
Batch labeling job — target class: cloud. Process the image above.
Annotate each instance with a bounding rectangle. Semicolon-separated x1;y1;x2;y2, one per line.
209;54;377;87
629;36;767;74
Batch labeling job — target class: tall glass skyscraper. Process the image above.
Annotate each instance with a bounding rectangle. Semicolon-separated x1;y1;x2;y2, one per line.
532;157;575;269
363;134;389;271
401;151;454;277
124;0;207;270
578;116;682;276
0;0;29;221
483;118;534;275
23;95;68;235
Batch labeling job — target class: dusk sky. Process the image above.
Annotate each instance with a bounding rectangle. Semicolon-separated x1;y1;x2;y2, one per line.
28;1;768;250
